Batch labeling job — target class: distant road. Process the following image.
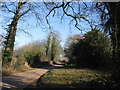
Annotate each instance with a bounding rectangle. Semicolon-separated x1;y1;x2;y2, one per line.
1;65;62;89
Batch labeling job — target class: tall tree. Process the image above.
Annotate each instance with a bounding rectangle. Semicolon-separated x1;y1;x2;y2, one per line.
104;2;120;83
3;1;29;63
83;29;112;68
2;1;45;64
96;2;120;62
64;34;83;64
65;29;112;68
46;35;51;57
45;31;61;62
50;36;57;61
95;2;120;83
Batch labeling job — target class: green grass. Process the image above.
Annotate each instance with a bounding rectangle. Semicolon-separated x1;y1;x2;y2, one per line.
36;67;118;88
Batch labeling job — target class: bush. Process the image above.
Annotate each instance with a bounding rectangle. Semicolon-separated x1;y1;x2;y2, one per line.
2;61;31;76
15;41;48;67
65;29;112;69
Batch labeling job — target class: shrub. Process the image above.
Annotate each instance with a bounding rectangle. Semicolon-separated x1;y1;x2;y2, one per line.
65;29;112;69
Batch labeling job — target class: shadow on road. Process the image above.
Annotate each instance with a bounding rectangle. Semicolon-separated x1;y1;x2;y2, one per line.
1;65;63;89
2;74;35;89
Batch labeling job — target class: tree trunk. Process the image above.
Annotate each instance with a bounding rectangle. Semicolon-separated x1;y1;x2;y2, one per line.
114;2;120;84
108;2;120;84
3;15;18;63
3;2;26;63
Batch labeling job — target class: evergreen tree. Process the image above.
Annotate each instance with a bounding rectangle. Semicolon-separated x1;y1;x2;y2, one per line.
82;29;112;68
46;35;51;57
65;29;112;69
51;36;57;61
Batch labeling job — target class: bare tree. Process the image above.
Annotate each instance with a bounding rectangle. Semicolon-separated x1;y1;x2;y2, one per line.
1;1;96;64
1;1;46;63
44;1;96;31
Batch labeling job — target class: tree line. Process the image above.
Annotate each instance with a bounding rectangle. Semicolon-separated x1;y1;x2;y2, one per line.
13;31;61;68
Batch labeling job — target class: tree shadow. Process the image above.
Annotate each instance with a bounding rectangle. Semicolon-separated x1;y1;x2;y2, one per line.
1;65;62;89
2;75;29;89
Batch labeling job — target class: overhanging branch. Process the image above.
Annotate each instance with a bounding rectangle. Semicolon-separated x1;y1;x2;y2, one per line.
3;4;16;14
18;8;31;18
45;2;64;28
45;2;92;31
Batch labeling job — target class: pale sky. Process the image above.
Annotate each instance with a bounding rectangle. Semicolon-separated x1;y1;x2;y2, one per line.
14;16;87;49
1;2;100;49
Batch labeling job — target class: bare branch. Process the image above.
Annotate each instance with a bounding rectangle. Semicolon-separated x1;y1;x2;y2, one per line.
61;13;65;23
18;8;31;18
62;2;92;30
96;2;108;15
30;8;42;26
74;18;82;33
45;2;93;31
17;28;32;38
3;4;16;14
45;2;64;28
83;2;87;7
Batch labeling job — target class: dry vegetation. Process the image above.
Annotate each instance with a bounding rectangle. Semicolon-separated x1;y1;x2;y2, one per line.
2;64;32;76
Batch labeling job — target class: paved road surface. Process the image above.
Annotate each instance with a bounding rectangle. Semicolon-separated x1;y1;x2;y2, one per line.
0;65;62;89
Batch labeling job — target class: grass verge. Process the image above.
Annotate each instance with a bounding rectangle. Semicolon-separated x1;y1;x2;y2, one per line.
36;67;118;88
